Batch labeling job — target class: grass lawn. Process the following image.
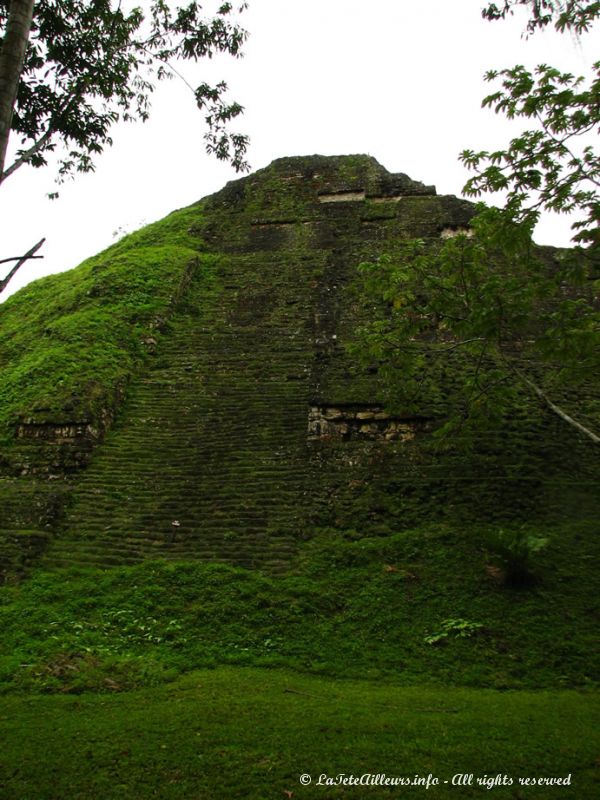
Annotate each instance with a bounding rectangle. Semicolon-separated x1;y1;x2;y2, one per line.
0;667;597;799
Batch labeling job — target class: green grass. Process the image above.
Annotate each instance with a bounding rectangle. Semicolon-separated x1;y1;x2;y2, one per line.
0;667;597;799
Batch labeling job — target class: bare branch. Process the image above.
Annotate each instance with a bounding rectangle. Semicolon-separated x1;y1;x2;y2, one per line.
0;253;43;265
0;238;45;296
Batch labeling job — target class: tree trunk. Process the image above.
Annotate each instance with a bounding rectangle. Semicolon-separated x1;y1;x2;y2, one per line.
0;0;35;183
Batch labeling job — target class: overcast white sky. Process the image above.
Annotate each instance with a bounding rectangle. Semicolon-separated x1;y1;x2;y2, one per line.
1;0;595;299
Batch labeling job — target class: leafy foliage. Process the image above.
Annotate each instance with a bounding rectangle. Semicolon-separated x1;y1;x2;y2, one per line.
462;62;600;245
424;618;484;645
0;0;250;185
353;2;600;441
352;207;600;437
482;1;600;34
468;2;599;245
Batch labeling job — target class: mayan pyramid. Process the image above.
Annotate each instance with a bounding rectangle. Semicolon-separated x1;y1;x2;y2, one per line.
1;155;597;578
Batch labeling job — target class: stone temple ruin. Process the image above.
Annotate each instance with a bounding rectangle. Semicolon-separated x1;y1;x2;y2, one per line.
0;155;598;578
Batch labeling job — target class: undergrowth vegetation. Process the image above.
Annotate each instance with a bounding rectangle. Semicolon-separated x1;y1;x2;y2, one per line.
0;519;596;694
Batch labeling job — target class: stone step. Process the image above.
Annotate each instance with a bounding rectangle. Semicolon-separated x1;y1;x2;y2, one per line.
38;254;325;571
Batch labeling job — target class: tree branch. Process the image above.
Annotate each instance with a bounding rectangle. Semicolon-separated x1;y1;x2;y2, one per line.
0;238;45;295
516;368;600;444
382;335;487;355
1;127;54;183
0;253;43;265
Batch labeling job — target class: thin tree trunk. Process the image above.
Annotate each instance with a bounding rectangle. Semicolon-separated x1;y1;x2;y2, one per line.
0;0;35;183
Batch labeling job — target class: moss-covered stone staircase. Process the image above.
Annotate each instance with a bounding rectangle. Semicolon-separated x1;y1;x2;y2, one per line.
41;248;320;571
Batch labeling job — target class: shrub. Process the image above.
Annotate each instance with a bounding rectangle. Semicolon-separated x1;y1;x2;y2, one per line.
485;526;549;587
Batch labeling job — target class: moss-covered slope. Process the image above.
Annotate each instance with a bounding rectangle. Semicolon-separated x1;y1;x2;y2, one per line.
0;155;598;579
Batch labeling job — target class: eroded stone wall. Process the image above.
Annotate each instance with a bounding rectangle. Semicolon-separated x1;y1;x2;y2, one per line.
308;405;421;442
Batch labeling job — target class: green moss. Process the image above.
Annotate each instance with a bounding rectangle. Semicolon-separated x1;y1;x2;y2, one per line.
0;204;208;439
